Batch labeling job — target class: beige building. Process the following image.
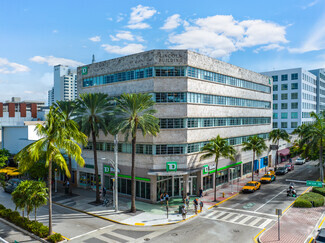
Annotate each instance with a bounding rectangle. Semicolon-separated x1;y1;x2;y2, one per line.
77;50;273;202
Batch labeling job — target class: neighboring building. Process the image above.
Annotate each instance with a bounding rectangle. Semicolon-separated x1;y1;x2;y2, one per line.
261;68;317;133
77;50;273;203
48;65;78;106
309;68;325;113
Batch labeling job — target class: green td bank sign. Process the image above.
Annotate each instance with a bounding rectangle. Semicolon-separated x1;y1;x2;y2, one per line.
166;162;177;172
81;66;88;75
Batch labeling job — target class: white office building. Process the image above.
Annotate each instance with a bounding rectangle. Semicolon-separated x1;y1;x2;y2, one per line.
261;68;317;133
309;68;325;113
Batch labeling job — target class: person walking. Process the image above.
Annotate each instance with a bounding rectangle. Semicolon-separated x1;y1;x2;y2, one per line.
165;193;169;206
193;198;198;214
102;186;106;198
199;200;204;213
185;197;190;210
199;187;203;198
181;205;187;220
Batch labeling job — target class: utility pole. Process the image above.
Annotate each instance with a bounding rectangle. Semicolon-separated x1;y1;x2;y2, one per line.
114;134;118;212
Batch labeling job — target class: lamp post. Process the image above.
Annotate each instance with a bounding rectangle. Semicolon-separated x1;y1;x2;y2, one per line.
114;134;118;212
55;168;57;193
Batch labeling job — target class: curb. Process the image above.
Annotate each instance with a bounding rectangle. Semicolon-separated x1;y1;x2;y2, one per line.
53;192;240;227
0;217;49;243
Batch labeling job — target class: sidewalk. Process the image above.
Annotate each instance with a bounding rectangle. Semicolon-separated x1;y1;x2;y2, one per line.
52;171;268;227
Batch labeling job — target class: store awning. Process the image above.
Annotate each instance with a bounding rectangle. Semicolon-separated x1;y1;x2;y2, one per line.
279;148;290;156
148;168;202;176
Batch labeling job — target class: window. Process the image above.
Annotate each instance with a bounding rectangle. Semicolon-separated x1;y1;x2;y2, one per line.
281;74;288;81
273;103;278;110
291;83;298;89
281;113;288;119
291;73;298;80
273;113;278;119
291;122;298;128
281;94;288;100
273;94;278;100
273;122;278;128
291;112;298;119
281;122;288;128
272;75;278;82
281;103;288;109
281;84;288;90
273;85;278;91
291;102;298;109
291;93;298;99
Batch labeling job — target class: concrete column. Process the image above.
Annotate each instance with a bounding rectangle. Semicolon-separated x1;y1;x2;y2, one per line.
196;170;203;192
20;103;26;117
240;162;244;178
150;175;157;203
8;103;15;117
183;174;189;197
212;172;216;191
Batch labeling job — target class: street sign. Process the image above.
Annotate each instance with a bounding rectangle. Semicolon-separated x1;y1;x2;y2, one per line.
275;209;282;216
306;180;323;187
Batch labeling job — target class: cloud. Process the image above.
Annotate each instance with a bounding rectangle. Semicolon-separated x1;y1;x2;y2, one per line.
127;5;156;29
302;0;319;9
30;56;84;67
167;15;288;58
89;36;101;42
109;31;144;42
52;30;58;34
101;43;145;55
161;14;182;30
107;17;113;21
117;13;125;23
254;44;285;53
0;58;30;74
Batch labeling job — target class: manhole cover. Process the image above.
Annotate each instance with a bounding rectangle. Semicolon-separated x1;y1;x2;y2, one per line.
171;233;178;236
243;203;255;209
144;238;150;241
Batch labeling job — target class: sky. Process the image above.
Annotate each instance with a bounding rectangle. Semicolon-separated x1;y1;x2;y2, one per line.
1;0;325;102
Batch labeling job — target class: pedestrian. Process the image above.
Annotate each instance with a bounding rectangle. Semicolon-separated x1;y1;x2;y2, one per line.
165;193;169;205
160;193;164;205
199;200;204;213
181;205;187;220
185;197;190;210
193;198;198;214
102;186;106;198
199;187;203;198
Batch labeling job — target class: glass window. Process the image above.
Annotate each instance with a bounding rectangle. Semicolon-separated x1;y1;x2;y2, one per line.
273;103;278;110
272;75;278;82
281;103;288;109
281;122;288;128
273;94;278;100
291;93;298;99
291;73;298;80
281;94;288;100
291;122;298;128
273;113;278;119
281;74;288;81
291;83;298;90
273;85;278;91
281;113;288;119
291;102;298;109
273;122;278;128
243;162;252;175
281;84;288;90
291;112;298;119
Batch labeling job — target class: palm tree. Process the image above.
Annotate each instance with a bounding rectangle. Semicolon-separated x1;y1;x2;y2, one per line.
29;181;48;221
200;135;236;202
75;93;112;203
110;93;160;213
12;180;29;217
15;107;85;235
53;100;88;195
269;129;290;169
242;135;267;181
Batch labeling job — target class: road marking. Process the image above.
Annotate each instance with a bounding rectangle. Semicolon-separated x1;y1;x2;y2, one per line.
249;218;263;227
253;228;265;243
205;211;219;218
216;212;228;219
69;224;114;241
217;206;277;218
102;231;135;242
223;213;236;220
259;219;272;228
0;237;9;243
254;189;286;212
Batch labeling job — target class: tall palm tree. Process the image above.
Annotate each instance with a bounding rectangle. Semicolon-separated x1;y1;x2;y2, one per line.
242;135;267;181
110;93;160;213
53;100;88;195
15;107;85;235
200;135;236;202
269;129;290;169
75;93;112;203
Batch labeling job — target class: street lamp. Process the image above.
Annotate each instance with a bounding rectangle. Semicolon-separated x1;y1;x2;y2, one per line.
55;168;57;193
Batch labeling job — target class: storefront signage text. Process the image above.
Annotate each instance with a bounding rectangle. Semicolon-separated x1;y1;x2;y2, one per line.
166;162;177;172
81;66;88;75
103;164;120;174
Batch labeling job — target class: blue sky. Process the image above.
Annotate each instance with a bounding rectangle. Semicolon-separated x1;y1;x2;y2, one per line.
1;0;325;102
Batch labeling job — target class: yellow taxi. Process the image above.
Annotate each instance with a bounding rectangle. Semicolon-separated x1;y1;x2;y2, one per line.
260;171;276;183
242;181;261;193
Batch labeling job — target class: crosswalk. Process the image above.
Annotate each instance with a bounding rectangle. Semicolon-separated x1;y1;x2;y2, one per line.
201;209;275;229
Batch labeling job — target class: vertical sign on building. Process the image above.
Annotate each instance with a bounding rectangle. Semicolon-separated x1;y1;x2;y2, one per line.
203;165;209;175
166;162;177;172
81;67;88;75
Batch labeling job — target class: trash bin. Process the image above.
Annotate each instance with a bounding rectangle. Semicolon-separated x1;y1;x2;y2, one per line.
179;206;183;214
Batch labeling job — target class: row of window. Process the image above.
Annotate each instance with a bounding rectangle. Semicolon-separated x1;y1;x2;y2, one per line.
273;122;298;129
273;93;298;100
272;73;298;82
273;83;298;91
302;73;316;85
302;92;316;101
302;112;311;118
159;117;271;129
84;133;269;155
302;83;316;93
302;102;316;110
273;102;298;110
154;92;271;109
273;112;298;119
82;66;271;93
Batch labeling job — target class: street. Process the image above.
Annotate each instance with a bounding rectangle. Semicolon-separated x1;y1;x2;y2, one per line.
0;161;319;243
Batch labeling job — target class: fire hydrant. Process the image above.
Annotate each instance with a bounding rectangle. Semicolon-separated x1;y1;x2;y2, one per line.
222;192;225;198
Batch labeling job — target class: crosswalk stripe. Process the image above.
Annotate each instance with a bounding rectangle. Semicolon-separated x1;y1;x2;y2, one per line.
228;214;241;222
205;211;221;218
216;212;228;219
222;213;236;220
238;215;253;224
259;219;273;228
248;218;262;227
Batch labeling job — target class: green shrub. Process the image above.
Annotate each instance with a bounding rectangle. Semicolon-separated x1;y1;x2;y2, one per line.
294;198;312;208
48;233;63;243
293;192;324;207
312;187;325;197
2;209;12;219
8;211;21;223
0;204;5;210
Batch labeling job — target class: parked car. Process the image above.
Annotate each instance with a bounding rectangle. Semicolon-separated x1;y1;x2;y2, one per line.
285;163;294;171
275;167;288;175
4;178;22;193
295;157;306;165
242;181;261;193
315;228;325;243
260;173;276;183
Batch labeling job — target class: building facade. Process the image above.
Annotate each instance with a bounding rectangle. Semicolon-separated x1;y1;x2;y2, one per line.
48;65;78;106
309;68;325;113
77;50;273;202
261;68;317;133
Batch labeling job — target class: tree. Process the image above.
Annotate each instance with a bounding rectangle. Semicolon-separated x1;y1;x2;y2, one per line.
200;135;236;202
0;148;10;168
15;107;85;235
53;100;88;195
75;93;112;203
110;93;160;212
269;129;290;169
29;181;48;221
242;135;267;181
12;180;30;218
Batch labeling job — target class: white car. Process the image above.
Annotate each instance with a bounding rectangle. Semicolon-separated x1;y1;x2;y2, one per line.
295;157;306;165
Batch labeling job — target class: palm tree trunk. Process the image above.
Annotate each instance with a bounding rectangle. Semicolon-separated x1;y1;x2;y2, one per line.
252;151;255;181
92;130;100;203
213;159;218;202
320;139;324;182
68;155;72;195
131;136;136;213
275;140;279;170
35;208;36;221
48;159;53;235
